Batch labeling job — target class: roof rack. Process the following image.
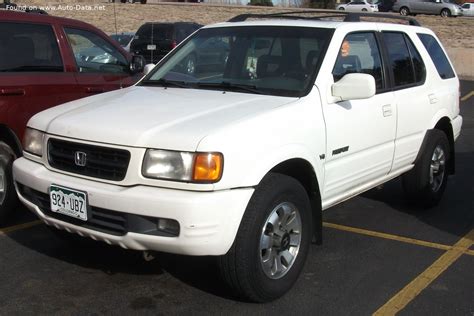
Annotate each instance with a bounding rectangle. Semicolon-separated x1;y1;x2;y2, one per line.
228;10;421;26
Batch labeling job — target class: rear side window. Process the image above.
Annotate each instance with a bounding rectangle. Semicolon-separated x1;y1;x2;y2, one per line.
0;22;63;72
136;24;173;40
417;33;455;79
383;32;425;88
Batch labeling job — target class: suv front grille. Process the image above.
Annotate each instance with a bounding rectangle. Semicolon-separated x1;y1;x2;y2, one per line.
48;139;130;181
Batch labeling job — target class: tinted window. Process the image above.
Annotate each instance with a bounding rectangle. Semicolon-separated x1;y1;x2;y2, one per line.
0;22;63;72
417;33;455;79
136;24;172;40
333;32;385;91
65;28;128;74
383;32;415;87
405;36;426;83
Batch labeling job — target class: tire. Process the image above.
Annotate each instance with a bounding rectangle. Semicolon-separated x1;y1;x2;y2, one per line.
440;8;451;17
0;142;18;223
140;0;147;3
362;8;368;11
120;0;126;3
399;6;410;16
219;173;312;302
402;130;450;208
339;7;345;10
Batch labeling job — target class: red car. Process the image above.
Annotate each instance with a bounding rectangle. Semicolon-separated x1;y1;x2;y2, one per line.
0;10;145;221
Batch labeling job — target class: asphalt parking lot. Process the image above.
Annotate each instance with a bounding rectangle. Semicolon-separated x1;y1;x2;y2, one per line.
1;81;473;315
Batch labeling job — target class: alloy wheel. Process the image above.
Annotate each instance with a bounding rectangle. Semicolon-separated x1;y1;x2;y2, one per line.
259;202;302;279
429;145;446;193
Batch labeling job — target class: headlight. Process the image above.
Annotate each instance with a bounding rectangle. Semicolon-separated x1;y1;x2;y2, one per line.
142;149;223;183
23;128;45;156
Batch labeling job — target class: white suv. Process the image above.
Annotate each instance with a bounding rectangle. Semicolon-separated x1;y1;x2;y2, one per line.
13;12;462;302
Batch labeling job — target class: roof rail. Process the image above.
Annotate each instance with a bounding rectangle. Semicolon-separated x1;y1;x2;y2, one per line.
228;10;420;26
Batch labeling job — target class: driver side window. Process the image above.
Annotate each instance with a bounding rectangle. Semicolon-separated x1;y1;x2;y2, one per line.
332;32;384;92
65;28;128;74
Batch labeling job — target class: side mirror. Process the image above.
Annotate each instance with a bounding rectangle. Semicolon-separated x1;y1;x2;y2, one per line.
130;55;145;74
143;63;156;75
332;73;376;101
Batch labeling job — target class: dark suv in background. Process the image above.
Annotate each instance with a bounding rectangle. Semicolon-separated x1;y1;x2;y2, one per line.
130;22;202;64
0;10;145;222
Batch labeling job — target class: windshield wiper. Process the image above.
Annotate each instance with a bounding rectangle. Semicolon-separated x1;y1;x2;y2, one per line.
141;78;190;88
195;81;263;94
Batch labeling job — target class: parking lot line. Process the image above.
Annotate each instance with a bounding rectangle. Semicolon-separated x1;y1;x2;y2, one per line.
461;91;473;102
373;229;474;315
323;222;452;251
466;249;474;256
0;220;42;235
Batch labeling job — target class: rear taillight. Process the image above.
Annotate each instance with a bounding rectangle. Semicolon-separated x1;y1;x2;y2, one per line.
171;40;177;49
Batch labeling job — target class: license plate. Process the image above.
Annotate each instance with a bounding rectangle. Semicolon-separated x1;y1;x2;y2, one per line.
50;185;88;221
147;44;156;51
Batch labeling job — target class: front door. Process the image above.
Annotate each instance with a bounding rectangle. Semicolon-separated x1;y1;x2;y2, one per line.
322;32;397;203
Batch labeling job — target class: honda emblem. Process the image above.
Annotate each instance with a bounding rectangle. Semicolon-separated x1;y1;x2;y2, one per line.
74;151;87;167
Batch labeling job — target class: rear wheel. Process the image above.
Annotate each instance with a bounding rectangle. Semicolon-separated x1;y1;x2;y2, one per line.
399;6;410;15
0;142;18;223
219;173;312;302
440;8;451;17
362;8;368;11
402;130;450;208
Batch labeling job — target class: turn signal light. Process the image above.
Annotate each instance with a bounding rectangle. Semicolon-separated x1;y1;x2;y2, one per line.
193;153;223;182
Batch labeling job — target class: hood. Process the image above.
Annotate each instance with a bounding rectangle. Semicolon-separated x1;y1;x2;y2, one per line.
29;86;296;151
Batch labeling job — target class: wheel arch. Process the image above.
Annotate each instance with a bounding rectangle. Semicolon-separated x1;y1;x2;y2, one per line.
0;124;22;158
434;117;455;174
416;117;455;175
269;158;323;245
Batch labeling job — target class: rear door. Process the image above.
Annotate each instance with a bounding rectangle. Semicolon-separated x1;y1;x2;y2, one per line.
381;31;430;172
0;21;78;141
62;27;136;97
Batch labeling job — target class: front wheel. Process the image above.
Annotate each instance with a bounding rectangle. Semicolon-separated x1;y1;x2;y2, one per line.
339;7;345;10
219;173;312;302
440;8;451;17
402;130;450;208
0;142;18;223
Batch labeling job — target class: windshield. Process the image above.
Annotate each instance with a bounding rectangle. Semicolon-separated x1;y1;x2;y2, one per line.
140;26;334;97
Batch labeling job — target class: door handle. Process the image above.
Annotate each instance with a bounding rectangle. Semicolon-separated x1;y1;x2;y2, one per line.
0;88;25;96
85;87;105;94
428;93;438;104
382;104;392;117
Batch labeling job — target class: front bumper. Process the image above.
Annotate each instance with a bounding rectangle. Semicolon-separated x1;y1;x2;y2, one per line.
13;157;254;256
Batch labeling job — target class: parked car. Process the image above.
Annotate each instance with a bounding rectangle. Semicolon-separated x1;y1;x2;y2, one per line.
14;12;461;302
373;0;396;12
336;0;379;12
0;10;146;222
130;22;202;64
110;32;135;52
393;0;463;17
461;2;474;16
